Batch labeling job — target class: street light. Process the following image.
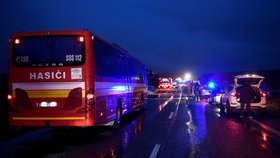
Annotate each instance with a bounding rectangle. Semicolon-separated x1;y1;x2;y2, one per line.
185;73;191;81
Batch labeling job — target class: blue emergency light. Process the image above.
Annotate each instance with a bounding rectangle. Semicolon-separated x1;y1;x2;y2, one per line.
207;81;215;89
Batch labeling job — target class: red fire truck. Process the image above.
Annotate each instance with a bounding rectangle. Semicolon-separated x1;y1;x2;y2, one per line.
7;30;147;127
158;77;173;92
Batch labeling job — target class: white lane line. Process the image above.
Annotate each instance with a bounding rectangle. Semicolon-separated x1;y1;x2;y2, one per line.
250;119;280;137
149;144;161;158
168;112;174;120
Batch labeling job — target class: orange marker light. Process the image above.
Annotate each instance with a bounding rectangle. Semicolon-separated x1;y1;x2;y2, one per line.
7;94;12;100
77;36;84;43
14;38;21;45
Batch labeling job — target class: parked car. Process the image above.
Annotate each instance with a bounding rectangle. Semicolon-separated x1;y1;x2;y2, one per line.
199;86;212;100
148;86;159;98
220;74;267;115
208;87;222;105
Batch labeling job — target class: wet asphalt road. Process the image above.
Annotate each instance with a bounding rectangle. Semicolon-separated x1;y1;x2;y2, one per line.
0;90;280;158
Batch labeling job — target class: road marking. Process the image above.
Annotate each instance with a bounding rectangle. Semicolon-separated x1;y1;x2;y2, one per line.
149;144;161;158
168;112;174;119
158;95;174;111
250;119;280;137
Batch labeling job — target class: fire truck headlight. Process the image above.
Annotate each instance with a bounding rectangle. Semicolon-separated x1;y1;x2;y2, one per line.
39;102;48;107
38;101;58;107
49;102;58;107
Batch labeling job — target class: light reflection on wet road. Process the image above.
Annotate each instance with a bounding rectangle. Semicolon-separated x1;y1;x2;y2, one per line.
0;90;279;157
186;102;207;158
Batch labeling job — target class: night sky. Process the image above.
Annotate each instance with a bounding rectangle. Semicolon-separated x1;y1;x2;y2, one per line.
1;0;280;74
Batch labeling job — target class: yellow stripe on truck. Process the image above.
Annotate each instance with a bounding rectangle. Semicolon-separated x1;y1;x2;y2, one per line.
12;117;85;120
12;90;85;98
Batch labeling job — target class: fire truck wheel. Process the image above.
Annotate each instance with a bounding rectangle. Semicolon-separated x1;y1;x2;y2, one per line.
113;101;122;127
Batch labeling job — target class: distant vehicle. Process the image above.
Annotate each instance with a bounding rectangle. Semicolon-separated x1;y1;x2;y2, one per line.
208;87;222;105
199;81;216;101
220;74;266;115
172;81;180;89
158;77;173;92
7;30;147;127
148;86;158;98
199;86;212;100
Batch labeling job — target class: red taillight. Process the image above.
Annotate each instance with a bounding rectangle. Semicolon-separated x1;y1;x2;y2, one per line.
86;90;94;105
14;38;21;45
7;94;12;100
230;92;235;96
87;94;94;100
77;36;84;43
262;93;266;97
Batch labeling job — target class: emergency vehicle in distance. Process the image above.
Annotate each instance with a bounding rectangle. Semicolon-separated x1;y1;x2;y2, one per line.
158;77;173;92
7;30;147;127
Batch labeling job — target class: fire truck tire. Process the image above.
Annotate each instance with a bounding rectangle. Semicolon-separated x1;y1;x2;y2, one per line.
113;100;122;127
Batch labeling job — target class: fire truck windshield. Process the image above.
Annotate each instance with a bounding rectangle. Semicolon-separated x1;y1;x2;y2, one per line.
12;35;85;67
160;78;170;83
